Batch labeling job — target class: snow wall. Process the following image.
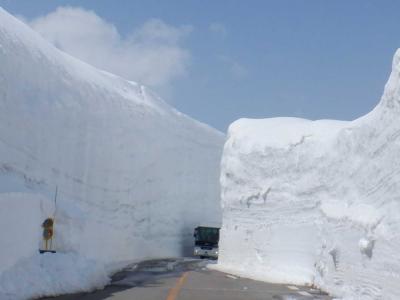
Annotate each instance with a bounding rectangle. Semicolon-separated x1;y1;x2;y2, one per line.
0;8;223;299
216;50;400;299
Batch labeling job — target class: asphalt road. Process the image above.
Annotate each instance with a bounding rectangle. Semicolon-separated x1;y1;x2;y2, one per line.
41;258;332;300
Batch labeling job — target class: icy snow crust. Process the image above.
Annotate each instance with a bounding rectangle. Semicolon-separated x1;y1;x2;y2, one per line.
216;50;400;299
0;8;223;299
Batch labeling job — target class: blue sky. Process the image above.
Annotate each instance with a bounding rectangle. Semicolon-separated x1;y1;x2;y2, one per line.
1;0;400;131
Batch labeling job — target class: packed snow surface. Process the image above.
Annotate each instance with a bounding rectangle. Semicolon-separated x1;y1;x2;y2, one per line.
215;50;400;299
0;7;223;300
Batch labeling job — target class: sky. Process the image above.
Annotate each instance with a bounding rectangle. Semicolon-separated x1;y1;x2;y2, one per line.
1;0;400;132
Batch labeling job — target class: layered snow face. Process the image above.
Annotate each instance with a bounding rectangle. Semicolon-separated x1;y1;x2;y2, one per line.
0;8;223;299
216;50;400;299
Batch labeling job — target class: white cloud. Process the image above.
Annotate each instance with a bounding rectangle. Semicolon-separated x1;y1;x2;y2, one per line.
28;7;192;88
209;22;227;37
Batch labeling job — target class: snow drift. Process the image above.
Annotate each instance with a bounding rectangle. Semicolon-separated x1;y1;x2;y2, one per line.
216;50;400;299
0;7;223;299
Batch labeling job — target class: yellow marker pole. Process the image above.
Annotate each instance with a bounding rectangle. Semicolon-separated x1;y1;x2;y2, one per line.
52;186;57;252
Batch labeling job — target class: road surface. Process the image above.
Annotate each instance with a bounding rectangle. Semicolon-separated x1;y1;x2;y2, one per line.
41;258;332;300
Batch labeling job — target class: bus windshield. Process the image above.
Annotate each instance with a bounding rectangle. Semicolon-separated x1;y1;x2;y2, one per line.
195;227;220;245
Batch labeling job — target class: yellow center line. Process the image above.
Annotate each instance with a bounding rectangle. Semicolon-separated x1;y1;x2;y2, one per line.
166;272;189;300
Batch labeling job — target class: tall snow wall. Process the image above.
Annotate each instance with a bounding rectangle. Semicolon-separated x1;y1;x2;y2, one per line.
216;50;400;299
0;8;223;299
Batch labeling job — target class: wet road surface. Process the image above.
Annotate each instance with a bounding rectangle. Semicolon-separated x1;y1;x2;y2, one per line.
41;258;332;300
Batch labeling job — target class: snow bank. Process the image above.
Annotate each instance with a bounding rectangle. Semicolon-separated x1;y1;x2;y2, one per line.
0;7;223;299
0;253;109;300
0;193;50;274
216;50;400;299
